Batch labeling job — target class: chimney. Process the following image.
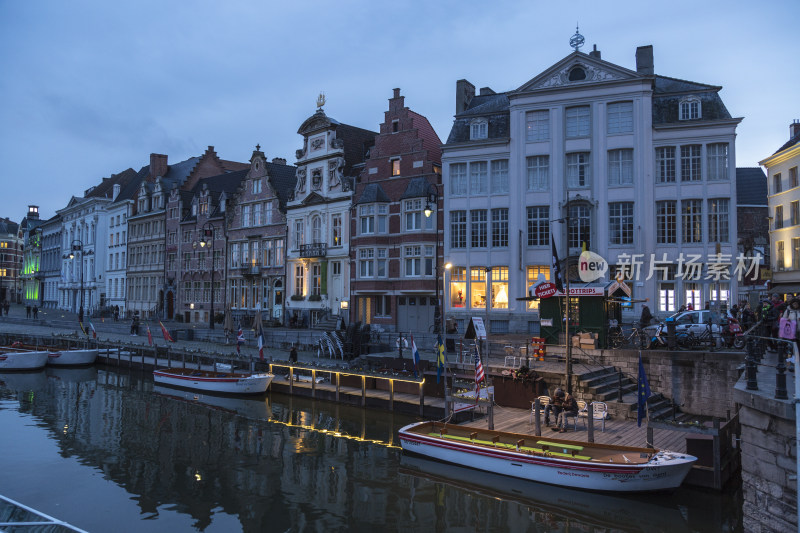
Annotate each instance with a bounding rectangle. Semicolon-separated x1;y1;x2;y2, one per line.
456;79;475;114
589;44;601;59
479;87;495;96
27;205;39;220
272;157;287;165
791;120;800;140
636;45;654;76
150;153;168;180
390;87;405;112
113;183;121;201
393;88;401;99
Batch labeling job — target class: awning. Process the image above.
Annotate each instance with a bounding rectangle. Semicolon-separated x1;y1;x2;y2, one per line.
771;282;800;294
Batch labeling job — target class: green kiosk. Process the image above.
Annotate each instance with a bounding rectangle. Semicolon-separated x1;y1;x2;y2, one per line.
538;280;632;349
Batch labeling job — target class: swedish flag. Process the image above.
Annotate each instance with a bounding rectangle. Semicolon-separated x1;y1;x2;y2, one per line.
436;334;445;383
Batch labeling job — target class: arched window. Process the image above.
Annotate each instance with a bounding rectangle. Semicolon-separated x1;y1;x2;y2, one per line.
312;215;322;243
679;96;701;121
568;66;586;81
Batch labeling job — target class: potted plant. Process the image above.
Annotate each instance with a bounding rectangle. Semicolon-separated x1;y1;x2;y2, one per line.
290;294;304;301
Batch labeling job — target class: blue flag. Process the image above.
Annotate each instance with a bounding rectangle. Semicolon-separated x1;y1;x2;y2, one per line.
436;334;445;383
637;352;651;427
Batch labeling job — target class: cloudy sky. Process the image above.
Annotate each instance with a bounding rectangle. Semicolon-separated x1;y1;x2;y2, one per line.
1;0;798;220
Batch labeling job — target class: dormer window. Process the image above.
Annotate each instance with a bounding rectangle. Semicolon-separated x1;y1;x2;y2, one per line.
470;119;488;140
679;96;701;121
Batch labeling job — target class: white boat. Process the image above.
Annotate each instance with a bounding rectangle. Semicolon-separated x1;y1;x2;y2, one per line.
153;367;274;394
153;385;272;419
0;349;50;371
47;349;98;366
398;421;696;493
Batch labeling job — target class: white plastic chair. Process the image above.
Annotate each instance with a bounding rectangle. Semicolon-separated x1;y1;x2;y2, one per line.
529;395;550;425
558;409;580;431
591;401;609;431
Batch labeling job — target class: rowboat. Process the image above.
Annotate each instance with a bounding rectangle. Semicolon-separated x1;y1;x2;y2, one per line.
47;349;98;366
0;348;50;371
153;367;274;394
398;421;696;492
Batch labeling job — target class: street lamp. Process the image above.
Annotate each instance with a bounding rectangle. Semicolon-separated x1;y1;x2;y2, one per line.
424;188;442;333
68;239;84;323
552;212;576;394
199;222;216;329
443;262;452;416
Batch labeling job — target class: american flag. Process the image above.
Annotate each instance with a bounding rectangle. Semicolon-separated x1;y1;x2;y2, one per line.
474;352;485;384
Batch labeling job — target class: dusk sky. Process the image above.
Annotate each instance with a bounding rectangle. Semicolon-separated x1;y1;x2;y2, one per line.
1;0;798;220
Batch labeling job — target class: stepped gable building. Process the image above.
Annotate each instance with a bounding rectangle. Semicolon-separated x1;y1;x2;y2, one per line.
39;214;62;309
0;216;22;304
20;205;43;306
442;39;741;335
224;147;296;325
286;99;377;328
760;120;800;295
349;88;442;333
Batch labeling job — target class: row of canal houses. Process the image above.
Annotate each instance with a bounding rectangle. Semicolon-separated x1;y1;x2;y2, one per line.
19;41;754;334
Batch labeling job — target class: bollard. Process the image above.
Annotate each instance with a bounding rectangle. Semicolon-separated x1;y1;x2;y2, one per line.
533;398;542;436
587;402;595;443
775;342;788;400
745;338;758;391
488;392;494;431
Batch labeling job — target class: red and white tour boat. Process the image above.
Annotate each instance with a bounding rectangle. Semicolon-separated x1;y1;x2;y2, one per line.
398;421;696;493
153;367;274;394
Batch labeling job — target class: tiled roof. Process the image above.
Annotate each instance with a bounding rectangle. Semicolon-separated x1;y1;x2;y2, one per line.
408;110;443;163
447;93;510;144
401;177;436;200
736;167;768;206
0;218;19;236
652;76;731;124
355;183;391;205
162;157;201;189
265;161;297;209
86;167;141;200
336;123;378;176
773;132;800;155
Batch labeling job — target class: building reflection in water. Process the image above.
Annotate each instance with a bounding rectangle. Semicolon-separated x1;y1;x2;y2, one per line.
0;367;741;532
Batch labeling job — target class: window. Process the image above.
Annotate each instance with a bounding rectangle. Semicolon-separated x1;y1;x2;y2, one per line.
793;238;800;270
450;163;467;195
470;267;486;309
470;161;488;194
490;267;509;309
449;267;466;308
375;295;391;317
490;160;508;194
263;240;273;266
264;201;273;224
294;219;304;248
608;149;633;185
391;159;400;176
679;97;701;120
311;264;321;296
566;153;590;188
359;248;374;278
792;201;799;226
656;201;677;244
526;110;549;142
526;206;549;246
526;265;549;310
607;102;633;134
404;199;424;231
680;145;702;182
312;216;321;243
774;173;783;194
491;208;508;247
275;239;284;267
470;210;487;248
566;106;590;138
404;246;421;276
777;241;785;270
681;200;703;243
775;205;784;229
377;248;387;278
424;245;434;276
253;178;261;194
392;119;399;133
609;202;634;245
332;261;341;276
568;204;591;250
655;147;676;183
360;205;375;235
377;204;388;233
253;203;262;226
659;284;676;313
791;167;799;189
526;156;549;191
294;264;304;296
568;66;586;81
450;211;467;248
242;205;251;227
707;143;729;181
331;214;342;246
470;119;488;140
182;252;191;270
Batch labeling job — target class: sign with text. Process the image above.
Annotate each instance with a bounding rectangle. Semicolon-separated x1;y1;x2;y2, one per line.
465;317;487;340
554;287;605;296
534;282;557;299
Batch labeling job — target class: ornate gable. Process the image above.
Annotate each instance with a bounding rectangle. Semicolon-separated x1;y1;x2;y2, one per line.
516;52;639;93
300;192;326;206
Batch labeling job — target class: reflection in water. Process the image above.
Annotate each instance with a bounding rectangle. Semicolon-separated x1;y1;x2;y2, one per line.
0;366;741;532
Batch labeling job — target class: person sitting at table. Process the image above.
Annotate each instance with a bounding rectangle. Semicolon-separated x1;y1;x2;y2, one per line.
543;388;564;427
556;393;579;433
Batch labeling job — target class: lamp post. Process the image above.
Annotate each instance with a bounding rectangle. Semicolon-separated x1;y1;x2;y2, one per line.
68;239;84;323
424;188;441;333
552;213;574;394
443;262;452;416
199;222;216;329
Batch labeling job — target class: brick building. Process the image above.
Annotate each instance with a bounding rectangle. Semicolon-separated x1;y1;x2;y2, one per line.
349;89;442;333
0;216;22;304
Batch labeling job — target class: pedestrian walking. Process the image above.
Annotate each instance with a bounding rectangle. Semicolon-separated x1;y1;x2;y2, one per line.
32;305;38;319
25;305;31;318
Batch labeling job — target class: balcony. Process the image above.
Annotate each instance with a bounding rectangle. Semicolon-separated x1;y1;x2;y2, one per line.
232;263;262;277
299;242;327;258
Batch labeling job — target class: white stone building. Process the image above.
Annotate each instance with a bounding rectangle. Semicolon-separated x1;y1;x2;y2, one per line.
39;214;62;309
442;41;741;334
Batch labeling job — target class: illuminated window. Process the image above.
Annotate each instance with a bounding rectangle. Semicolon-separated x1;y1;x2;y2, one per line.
526;266;549;310
391;159;401;176
449;267;466;308
470;267;486;309
490;267;509;309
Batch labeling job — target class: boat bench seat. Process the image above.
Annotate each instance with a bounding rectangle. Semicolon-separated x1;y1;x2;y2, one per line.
428;433;593;460
536;440;584;452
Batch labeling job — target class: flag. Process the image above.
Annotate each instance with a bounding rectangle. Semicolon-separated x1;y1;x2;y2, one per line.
88;319;97;339
159;321;174;342
146;324;153;346
637;352;652;427
78;320;87;336
411;335;421;378
237;323;245;355
551;234;565;293
474;351;485;407
258;332;264;361
436;334;445;383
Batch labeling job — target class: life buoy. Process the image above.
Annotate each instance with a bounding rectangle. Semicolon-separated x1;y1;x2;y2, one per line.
395;337;408;349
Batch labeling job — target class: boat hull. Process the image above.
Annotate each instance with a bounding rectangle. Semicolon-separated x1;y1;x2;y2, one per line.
398;422;695;493
47;349;98;366
153;368;274;394
0;351;50;371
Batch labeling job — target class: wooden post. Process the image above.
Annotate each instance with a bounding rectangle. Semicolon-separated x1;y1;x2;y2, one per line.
389;379;394;411
587;401;595;443
311;369;316;399
336;373;340;403
361;375;366;408
646;426;654;448
534;398;542;436
290;367;294;394
182;350;186;369
713;417;722;489
166;346;171;368
419;381;424;417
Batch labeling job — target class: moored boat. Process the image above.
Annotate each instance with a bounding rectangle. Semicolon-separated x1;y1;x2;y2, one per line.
398;421;696;493
153;367;274;394
47;349;98;366
0;348;50;371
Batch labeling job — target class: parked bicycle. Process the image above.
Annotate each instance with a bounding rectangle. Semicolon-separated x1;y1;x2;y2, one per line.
607;323;650;349
676;320;717;350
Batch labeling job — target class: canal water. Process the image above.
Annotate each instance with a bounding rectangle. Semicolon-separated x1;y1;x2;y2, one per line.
0;366;741;532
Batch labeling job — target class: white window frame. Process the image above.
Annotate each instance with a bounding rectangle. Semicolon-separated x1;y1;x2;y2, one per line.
566;152;591;188
566;105;591;138
526;155;549;191
526;110;550;142
470;119;488;140
707;143;729;181
450;163;467;196
608;149;633;186
679;96;701;120
469;162;488;195
606;101;633;134
490;160;509;194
